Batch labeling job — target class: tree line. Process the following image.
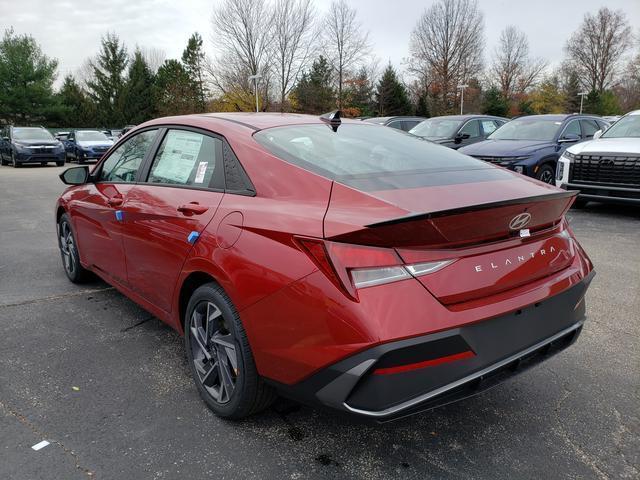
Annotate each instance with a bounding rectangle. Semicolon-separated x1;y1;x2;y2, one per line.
0;0;638;128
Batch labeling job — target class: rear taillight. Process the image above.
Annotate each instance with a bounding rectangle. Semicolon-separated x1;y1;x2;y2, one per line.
296;237;454;300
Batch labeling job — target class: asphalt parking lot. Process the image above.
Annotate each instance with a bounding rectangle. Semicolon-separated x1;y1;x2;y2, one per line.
0;164;638;479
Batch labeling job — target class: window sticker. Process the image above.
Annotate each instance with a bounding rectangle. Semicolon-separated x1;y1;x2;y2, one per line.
194;161;208;184
152;132;204;184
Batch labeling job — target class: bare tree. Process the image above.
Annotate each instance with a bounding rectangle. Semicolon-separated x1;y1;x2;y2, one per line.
409;0;484;115
209;0;274;109
321;0;371;109
271;0;316;111
491;26;547;99
565;7;632;92
139;47;166;74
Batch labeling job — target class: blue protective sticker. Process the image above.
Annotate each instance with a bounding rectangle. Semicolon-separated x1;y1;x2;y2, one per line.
187;231;200;244
115;210;124;222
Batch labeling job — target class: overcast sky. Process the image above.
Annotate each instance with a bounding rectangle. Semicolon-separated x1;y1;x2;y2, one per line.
3;0;639;87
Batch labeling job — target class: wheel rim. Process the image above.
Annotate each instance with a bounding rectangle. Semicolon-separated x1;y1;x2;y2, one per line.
189;301;238;404
540;169;554;184
59;222;76;275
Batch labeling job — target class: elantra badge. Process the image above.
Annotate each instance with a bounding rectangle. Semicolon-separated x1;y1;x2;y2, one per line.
509;213;531;230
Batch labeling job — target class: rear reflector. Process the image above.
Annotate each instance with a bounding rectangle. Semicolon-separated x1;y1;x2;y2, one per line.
372;350;475;375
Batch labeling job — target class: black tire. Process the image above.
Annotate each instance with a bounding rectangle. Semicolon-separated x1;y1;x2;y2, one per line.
11;151;20;168
77;150;84;164
58;213;91;283
56;160;65;167
41;162;48;166
185;283;276;419
0;154;7;166
536;164;555;184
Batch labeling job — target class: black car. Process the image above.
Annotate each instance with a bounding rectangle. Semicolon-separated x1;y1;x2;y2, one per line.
459;114;609;184
0;126;66;167
408;115;509;149
363;116;428;132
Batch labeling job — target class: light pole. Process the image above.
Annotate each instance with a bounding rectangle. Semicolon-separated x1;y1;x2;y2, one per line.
578;92;588;114
248;74;262;113
457;84;469;115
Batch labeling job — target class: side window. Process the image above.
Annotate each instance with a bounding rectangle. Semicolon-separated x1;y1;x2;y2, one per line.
580;119;600;139
147;129;224;189
563;120;581;138
460;120;481;138
387;121;403;130
403;120;421;131
481;120;498;135
99;129;157;183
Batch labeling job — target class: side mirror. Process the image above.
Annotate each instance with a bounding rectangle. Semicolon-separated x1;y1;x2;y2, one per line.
558;132;580;143
454;132;471;143
59;166;89;185
2;136;9;141
593;130;603;140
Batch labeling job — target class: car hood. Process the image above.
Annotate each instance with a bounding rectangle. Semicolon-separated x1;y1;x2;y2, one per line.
77;140;113;148
15;140;60;147
460;139;552;156
567;137;640;155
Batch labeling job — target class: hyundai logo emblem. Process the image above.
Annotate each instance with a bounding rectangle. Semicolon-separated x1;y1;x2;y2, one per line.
509;213;531;230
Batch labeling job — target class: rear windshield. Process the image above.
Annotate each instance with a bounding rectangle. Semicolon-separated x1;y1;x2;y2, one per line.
254;124;490;185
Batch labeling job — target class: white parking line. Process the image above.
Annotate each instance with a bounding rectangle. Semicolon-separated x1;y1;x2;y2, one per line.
31;440;50;451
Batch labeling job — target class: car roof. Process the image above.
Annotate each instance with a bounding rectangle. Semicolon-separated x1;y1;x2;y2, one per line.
198;112;363;130
426;114;507;121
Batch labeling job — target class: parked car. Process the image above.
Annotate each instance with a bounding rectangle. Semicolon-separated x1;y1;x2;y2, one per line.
602;115;621;125
0;126;66;167
409;115;508;149
363;116;427;132
102;129;123;141
56;112;594;420
55;131;71;142
459;114;609;184
556;110;640;206
65;130;114;163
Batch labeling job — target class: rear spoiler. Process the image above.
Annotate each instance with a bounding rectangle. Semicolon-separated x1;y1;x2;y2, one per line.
366;191;577;228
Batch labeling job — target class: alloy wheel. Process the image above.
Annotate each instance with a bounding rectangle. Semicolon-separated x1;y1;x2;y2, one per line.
539;168;554;184
59;221;76;276
189;301;239;404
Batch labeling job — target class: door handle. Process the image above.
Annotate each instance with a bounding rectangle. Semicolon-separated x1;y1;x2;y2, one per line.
177;203;209;215
107;196;123;207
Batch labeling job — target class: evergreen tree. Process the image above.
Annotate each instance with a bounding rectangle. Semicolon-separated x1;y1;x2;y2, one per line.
122;50;156;124
563;70;582;113
414;92;430;117
343;67;374;116
181;32;207;112
482;87;509;117
530;77;564;114
155;59;197;116
56;75;97;127
0;28;58;124
374;65;412;116
87;33;128;126
291;56;335;114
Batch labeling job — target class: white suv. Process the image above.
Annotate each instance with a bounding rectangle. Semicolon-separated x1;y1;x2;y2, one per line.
556;110;640;207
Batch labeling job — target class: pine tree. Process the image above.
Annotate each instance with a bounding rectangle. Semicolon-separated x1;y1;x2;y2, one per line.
563;70;582;113
374;65;412;116
155;59;197;116
291;56;335;114
56;75;97;127
415;92;430;117
181;32;207;112
482;87;509;117
87;33;129;127
0;28;58;124
123;50;156;124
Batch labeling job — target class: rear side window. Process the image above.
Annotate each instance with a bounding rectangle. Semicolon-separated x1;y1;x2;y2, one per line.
580;119;600;138
481;120;498;135
99;129;157;183
147;129;224;189
254;124;493;190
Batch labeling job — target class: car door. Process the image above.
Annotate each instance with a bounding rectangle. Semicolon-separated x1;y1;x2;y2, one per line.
456;120;482;148
580;119;600;140
66;132;76;159
71;129;159;284
120;128;225;313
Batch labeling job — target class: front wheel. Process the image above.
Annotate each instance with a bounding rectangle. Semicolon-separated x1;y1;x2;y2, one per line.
536;164;555;184
11;151;20;168
58;213;91;283
185;283;276;419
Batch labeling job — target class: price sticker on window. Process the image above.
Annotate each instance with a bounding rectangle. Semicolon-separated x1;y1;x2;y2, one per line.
194;162;208;184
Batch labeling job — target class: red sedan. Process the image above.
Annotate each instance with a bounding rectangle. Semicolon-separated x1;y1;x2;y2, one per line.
56;112;594;421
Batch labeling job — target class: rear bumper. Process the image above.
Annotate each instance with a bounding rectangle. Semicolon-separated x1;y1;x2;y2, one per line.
561;182;640;205
272;270;594;421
